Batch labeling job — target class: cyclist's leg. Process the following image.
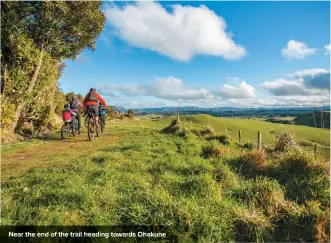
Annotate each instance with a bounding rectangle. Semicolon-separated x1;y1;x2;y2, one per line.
90;105;100;127
76;112;81;132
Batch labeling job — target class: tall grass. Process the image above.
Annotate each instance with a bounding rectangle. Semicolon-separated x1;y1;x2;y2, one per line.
1;121;329;242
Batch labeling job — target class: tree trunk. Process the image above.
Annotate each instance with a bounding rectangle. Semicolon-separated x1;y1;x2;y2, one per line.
13;47;44;132
1;63;7;94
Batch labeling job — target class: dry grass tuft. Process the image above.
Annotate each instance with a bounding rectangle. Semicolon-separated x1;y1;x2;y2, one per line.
244;149;268;171
274;131;298;152
202;143;231;158
313;208;330;243
233;206;273;242
162;119;189;136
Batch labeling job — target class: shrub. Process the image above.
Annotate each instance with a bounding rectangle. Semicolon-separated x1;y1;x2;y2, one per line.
192;126;216;137
162;119;190;137
274;131;298;152
128;109;135;119
244;149;268;171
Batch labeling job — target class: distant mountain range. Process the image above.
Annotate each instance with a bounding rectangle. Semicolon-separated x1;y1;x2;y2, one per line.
111;105;330;114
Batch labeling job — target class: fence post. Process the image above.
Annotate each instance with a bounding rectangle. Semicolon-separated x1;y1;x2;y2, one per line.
258;131;262;149
176;107;180;123
314;144;318;159
239;129;242;143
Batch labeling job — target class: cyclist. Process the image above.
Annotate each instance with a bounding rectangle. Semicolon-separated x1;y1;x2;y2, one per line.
62;103;77;122
83;88;107;131
70;96;84;134
99;103;108;128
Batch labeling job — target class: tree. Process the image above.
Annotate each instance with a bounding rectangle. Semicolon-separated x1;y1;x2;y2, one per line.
128;109;135;119
1;1;105;136
107;106;115;113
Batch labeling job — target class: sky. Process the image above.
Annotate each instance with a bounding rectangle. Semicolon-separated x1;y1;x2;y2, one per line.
58;1;330;108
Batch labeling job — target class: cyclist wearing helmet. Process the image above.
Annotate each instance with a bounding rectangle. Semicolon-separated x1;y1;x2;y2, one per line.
70;96;84;133
62;103;77;122
83;88;107;129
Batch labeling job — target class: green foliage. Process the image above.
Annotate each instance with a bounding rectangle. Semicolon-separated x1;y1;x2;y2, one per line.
12;1;105;59
1;1;105;141
128;109;135;119
64;92;84;104
274;131;298;152
54;87;66;115
295;111;330;129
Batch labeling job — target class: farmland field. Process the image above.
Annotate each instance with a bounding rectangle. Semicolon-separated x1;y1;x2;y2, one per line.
1;116;330;242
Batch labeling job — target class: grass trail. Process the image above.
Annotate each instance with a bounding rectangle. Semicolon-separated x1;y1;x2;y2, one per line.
1;118;329;242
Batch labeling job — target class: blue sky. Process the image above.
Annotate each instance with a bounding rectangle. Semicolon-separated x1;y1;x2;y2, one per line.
58;1;330;108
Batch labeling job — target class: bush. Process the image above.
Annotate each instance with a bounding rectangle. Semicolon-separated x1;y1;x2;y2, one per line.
274;131;298;152
162;119;189;137
128;109;135;119
244;149;268;170
192;126;216;137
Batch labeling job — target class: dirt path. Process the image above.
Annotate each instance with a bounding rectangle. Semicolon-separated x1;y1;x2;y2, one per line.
1;127;122;180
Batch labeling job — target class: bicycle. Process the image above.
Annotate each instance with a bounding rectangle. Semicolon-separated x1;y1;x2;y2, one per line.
86;108;100;141
99;108;108;133
99;114;105;133
61;116;79;139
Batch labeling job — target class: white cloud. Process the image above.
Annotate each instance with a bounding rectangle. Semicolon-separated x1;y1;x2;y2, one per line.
227;95;330;108
153;77;213;100
98;76;213;100
261;79;311;96
291;68;329;77
291;68;330;90
98;70;329;108
325;44;331;55
217;81;258;99
281;40;316;60
104;1;246;61
261;69;330;96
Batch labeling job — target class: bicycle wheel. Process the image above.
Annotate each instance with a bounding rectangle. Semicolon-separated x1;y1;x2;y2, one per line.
99;116;104;133
73;118;79;136
61;124;69;139
71;120;76;137
84;117;89;128
87;117;95;141
96;118;101;137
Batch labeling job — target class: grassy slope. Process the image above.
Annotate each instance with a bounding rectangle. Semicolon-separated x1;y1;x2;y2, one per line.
1;117;330;242
148;114;330;157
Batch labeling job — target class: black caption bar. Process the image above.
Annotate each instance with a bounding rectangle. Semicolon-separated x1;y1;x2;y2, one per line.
0;226;178;242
